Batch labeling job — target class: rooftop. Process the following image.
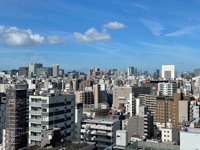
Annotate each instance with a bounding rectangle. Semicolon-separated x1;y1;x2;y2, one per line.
82;118;119;124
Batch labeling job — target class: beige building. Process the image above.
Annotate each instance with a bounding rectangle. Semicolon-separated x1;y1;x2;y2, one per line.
93;84;101;105
179;100;190;124
75;91;94;104
113;86;132;108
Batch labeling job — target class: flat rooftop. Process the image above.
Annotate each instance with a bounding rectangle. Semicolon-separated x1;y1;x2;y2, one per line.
82;118;119;124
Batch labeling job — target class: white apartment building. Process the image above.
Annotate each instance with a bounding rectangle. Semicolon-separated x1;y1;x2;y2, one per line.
115;130;128;147
29;94;75;146
161;122;179;143
162;65;175;80
80;118;120;150
189;101;200;120
125;93;135;117
158;82;177;96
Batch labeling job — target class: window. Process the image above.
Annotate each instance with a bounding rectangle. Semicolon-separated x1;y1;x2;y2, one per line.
42;108;47;112
42;100;47;103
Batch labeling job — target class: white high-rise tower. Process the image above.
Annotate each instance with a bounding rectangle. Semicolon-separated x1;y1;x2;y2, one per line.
162;65;175;80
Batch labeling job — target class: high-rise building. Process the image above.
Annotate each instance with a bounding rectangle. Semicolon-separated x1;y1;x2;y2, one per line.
29;94;75;146
93;84;101;106
52;64;59;77
4;86;27;150
36;67;52;77
153;69;160;80
59;69;64;77
134;68;137;77
28;63;43;77
161;65;175;80
127;67;134;76
19;67;28;77
155;92;183;127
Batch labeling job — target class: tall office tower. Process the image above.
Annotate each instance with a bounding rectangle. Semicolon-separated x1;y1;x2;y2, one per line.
127;67;134;76
59;69;64;76
158;82;177;96
144;71;148;78
72;79;80;92
153;69;160;80
19;67;28;77
28;63;43;77
52;64;59;77
93;84;101;107
162;65;175;80
29;94;75;146
36;67;53;77
93;67;100;72
134;68;137;77
4;86;27;150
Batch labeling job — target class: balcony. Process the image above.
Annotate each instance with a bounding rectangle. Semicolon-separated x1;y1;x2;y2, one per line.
29;135;42;141
30;110;42;115
29;127;42;132
29;118;42;123
90;125;112;131
30;102;42;107
91;131;112;136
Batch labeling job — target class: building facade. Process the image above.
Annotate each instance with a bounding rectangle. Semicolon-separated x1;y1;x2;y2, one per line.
4;87;27;150
80;118;120;150
158;82;177;96
29;94;75;146
162;65;175;80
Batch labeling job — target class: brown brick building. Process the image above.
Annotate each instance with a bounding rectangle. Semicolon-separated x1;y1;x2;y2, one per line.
155;92;183;127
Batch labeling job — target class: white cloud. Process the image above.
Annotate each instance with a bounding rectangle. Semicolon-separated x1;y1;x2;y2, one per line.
0;26;45;46
103;21;125;29
47;36;66;44
0;25;66;46
140;19;165;36
74;28;111;43
165;25;200;37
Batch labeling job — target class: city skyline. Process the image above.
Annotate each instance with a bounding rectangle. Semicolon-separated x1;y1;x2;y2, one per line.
0;0;200;72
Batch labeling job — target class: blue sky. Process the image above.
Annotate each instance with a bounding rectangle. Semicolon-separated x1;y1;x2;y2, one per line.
0;0;200;73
